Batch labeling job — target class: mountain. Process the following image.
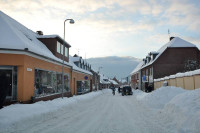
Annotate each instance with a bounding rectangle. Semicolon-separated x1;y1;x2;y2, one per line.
87;56;141;79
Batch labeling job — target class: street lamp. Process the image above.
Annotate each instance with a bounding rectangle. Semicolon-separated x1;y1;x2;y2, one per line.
62;19;75;99
98;66;103;74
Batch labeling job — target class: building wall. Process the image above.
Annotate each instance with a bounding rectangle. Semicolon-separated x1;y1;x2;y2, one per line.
153;47;200;79
38;38;69;62
131;73;139;89
72;71;92;95
0;53;72;102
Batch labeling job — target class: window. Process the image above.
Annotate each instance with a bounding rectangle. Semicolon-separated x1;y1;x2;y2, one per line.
61;44;63;55
150;68;151;75
34;69;70;97
146;69;148;76
65;47;68;57
76;80;90;94
57;42;61;53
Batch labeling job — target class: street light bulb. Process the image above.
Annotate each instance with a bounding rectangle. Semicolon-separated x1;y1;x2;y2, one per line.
69;19;75;24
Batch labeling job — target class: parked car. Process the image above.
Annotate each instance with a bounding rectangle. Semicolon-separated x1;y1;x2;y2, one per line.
122;86;133;96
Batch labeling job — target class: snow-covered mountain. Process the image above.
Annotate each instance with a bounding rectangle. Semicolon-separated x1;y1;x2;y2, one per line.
87;56;141;79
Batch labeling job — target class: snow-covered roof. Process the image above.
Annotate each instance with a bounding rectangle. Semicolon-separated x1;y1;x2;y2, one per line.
149;51;159;55
130;61;144;75
100;74;110;84
37;35;71;47
142;37;197;69
0;11;72;66
109;79;118;85
69;56;92;75
71;56;81;62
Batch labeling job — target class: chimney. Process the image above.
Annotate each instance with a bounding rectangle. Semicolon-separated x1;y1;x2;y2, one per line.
36;31;43;35
170;36;175;41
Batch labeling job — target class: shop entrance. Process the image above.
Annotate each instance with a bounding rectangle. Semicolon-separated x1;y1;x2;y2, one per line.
0;66;17;100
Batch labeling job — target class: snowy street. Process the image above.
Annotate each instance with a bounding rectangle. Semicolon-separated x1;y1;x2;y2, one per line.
0;88;200;133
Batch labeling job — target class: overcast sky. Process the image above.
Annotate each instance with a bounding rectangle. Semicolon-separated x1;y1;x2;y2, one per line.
1;0;200;59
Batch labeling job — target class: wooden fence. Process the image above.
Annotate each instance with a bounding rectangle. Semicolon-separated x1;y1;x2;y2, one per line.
154;69;200;90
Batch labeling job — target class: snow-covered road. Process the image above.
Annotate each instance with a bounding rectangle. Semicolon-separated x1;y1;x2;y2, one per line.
1;87;200;133
1;90;159;133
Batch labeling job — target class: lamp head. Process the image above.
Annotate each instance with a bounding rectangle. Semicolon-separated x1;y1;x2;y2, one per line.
69;19;75;24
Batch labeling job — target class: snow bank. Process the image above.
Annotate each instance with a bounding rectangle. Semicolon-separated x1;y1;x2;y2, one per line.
136;86;186;109
0;90;107;129
160;88;200;133
134;87;200;132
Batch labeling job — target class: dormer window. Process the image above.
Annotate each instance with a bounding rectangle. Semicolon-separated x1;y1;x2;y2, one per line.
61;44;63;54
65;47;68;57
57;42;61;53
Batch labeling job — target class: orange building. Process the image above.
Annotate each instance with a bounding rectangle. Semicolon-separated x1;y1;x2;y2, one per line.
0;11;92;105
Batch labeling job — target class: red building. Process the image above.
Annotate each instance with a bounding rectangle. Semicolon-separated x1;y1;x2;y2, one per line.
131;37;200;91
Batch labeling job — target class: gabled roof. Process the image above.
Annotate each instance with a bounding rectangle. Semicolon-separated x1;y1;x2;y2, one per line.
0;11;72;66
71;56;81;62
130;37;197;75
130;61;144;75
109;79;118;85
69;56;92;75
100;74;110;84
141;37;197;69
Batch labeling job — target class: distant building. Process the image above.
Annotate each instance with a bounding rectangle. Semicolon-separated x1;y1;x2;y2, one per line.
99;74;110;89
70;55;93;94
131;37;200;91
90;69;100;91
109;79;118;88
113;77;120;84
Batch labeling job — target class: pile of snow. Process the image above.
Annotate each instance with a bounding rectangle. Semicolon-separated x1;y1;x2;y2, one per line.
159;88;200;133
0;89;108;129
136;86;186;109
134;87;200;132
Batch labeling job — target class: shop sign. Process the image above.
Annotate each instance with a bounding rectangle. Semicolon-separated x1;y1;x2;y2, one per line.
84;76;88;80
27;68;32;72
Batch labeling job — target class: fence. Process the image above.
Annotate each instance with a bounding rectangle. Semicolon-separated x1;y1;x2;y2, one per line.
154;69;200;90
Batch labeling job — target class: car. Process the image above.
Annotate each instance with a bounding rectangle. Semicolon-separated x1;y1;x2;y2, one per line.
122;86;133;96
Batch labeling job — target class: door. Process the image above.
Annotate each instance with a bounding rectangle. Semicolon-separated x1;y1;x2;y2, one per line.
0;69;12;98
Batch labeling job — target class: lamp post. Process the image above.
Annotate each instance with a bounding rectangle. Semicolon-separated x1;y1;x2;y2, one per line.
98;66;103;90
98;66;103;74
62;19;75;99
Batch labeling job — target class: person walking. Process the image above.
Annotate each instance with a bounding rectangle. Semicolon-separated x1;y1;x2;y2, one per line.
112;87;115;95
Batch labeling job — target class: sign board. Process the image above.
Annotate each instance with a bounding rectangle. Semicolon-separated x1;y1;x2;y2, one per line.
27;68;32;72
142;75;146;81
84;76;88;80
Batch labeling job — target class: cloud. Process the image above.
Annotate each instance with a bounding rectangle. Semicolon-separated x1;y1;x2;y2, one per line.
163;0;200;32
1;0;199;58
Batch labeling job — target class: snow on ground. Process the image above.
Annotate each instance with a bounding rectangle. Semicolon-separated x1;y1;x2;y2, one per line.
0;87;200;133
0;90;107;129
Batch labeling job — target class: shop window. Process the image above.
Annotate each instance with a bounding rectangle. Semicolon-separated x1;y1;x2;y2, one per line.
76;80;90;94
34;69;70;97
